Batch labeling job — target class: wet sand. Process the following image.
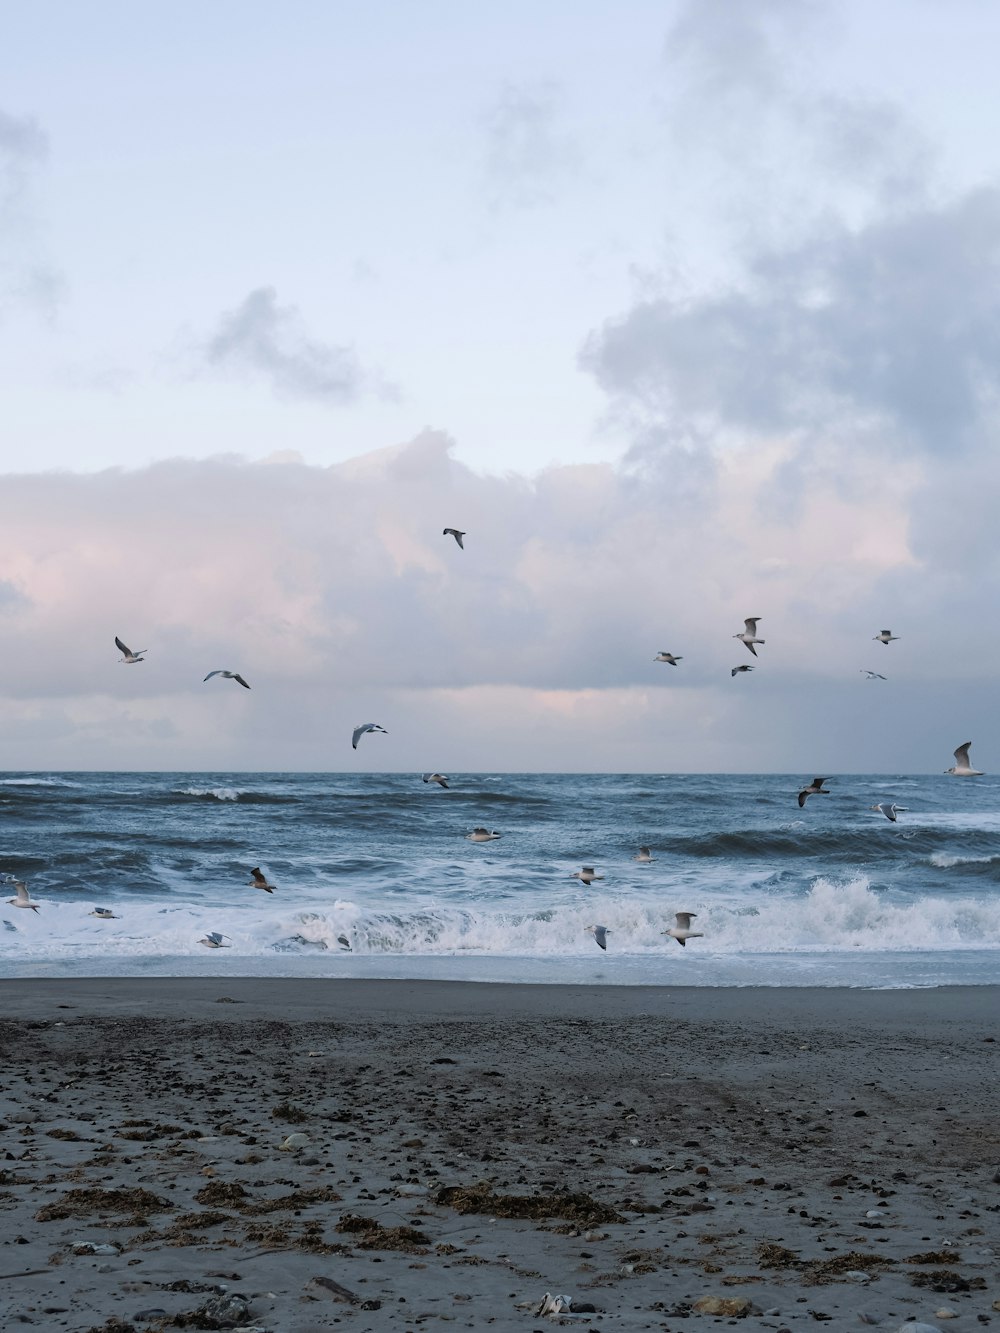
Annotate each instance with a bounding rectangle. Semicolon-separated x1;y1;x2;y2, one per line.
0;979;997;1332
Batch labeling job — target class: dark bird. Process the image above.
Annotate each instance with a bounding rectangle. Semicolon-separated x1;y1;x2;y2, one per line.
798;777;831;807
443;527;466;549
248;867;275;893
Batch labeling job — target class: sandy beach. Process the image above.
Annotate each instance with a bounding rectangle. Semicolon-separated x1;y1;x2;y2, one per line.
0;979;997;1332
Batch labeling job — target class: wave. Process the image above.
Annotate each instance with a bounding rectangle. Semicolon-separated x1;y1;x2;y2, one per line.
0;777;84;788
3;878;998;961
168;787;297;805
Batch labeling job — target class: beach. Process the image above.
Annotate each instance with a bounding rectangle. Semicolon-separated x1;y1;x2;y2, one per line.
0;979;997;1332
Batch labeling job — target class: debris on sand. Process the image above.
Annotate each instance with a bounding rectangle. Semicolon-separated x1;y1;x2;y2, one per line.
36;1187;172;1222
909;1269;987;1293
434;1183;625;1226
334;1213;430;1251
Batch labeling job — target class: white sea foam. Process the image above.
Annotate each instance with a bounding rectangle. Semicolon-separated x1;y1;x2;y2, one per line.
178;785;242;801
929;852;1000;868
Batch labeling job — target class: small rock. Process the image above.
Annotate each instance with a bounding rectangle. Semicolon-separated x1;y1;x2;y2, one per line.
935;1310;959;1320
692;1295;753;1317
894;1324;942;1333
844;1271;871;1283
278;1133;310;1151
72;1242;121;1256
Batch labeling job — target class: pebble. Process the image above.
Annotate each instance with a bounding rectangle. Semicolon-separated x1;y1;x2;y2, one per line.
935;1310;959;1320
279;1132;310;1151
895;1324;942;1333
72;1242;121;1256
844;1271;871;1283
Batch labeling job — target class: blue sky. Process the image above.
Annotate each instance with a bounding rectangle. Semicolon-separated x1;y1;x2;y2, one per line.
2;2;1000;770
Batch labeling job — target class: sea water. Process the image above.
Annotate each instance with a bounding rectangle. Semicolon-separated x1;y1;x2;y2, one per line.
1;771;998;987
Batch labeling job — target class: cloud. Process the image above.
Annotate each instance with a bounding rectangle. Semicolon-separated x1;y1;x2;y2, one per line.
0;108;48;213
481;82;579;208
0;106;64;322
205;286;371;404
4;427;989;773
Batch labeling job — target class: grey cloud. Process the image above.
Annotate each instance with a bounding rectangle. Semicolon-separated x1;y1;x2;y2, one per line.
583;188;1000;453
205;287;367;404
0;109;48;212
0;107;65;322
481;82;578;208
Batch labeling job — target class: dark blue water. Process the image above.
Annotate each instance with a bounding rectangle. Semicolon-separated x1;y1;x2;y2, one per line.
1;771;998;986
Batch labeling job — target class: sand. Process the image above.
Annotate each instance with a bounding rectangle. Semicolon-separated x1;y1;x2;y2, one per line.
0;979;997;1332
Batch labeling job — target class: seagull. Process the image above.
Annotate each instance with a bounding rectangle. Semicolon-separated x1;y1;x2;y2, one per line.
634;846;654;863
337;934;352;951
870;803;908;823
248;867;275;893
422;773;449;788
204;670;250;689
654;652;683;666
115;636;147;664
861;670;887;680
5;880;39;912
199;931;230;948
586;924;611;951
798;777;831;807
945;741;983;776
467;827;502;842
571;866;604;885
352;722;387;750
873;630;899;645
88;907;120;919
443;528;466;549
735;617;765;657
663;912;703;947
732;664;754;676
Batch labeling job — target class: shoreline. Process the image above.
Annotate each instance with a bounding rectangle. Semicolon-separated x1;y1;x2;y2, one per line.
1;978;997;1331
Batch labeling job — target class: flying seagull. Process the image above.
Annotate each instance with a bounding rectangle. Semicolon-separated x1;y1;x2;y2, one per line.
586;924;611;951
467;827;501;842
422;773;449;788
89;907;120;919
735;617;765;657
115;636;147;664
873;630;899;645
352;722;388;750
798;777;831;807
248;867;275;893
945;741;983;776
861;670;887;680
6;879;39;912
443;528;466;549
571;866;604;885
204;670;250;689
731;664;754;676
199;931;230;948
663;911;703;947
870;803;908;823
654;652;682;666
634;846;654;863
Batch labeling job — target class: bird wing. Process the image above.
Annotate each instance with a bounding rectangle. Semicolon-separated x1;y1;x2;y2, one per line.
798;790;808;807
744;618;760;633
352;724;370;749
15;882;30;904
203;671;222;682
674;912;694;928
115;636;130;655
954;742;973;766
814;778;829;787
233;674;251;689
745;640;758;656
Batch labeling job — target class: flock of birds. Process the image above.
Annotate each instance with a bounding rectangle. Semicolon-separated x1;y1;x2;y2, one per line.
3;533;987;957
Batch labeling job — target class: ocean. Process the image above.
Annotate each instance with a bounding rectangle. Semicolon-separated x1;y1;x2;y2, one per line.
1;771;998;987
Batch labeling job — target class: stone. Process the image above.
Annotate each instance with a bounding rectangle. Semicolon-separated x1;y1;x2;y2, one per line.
692;1295;753;1317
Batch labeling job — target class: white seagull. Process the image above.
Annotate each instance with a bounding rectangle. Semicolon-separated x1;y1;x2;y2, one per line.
352;722;387;750
735;617;765;657
467;827;502;842
204;670;250;689
6;879;40;912
115;636;147;664
248;867;275;893
422;773;450;788
870;803;908;823
586;924;611;951
873;630;899;645
654;652;683;666
89;906;120;919
663;912;703;947
861;669;887;680
443;527;466;549
798;777;831;807
945;742;983;776
199;931;230;948
634;846;655;863
732;664;754;676
571;866;604;885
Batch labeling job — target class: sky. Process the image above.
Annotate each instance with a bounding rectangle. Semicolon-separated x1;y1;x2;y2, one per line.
2;0;1000;772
